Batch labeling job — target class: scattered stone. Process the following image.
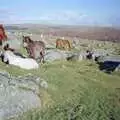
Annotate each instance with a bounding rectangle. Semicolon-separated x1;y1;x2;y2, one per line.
115;64;120;72
40;80;48;89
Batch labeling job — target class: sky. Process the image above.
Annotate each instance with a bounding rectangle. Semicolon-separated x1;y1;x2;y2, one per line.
0;0;120;26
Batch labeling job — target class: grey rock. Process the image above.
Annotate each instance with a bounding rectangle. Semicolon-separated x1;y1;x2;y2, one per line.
40;80;48;89
98;55;120;63
3;39;22;50
66;52;87;61
0;71;42;120
115;64;120;72
44;50;70;62
92;49;110;58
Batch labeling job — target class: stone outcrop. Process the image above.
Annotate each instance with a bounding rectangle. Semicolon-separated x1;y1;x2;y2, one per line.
0;70;48;119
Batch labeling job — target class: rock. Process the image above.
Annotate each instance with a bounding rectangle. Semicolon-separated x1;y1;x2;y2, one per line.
40;80;48;89
97;55;120;73
78;52;87;60
0;87;40;120
44;50;70;62
0;71;42;119
2;50;39;70
92;49;112;60
36;77;41;85
66;54;79;61
3;39;22;50
66;51;87;61
45;50;63;62
98;55;120;63
115;64;120;72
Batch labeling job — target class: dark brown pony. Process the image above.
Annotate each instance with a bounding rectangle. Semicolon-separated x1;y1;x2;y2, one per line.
23;36;45;63
56;39;72;50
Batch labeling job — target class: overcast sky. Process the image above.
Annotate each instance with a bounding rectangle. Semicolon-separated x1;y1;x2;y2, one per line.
0;0;120;26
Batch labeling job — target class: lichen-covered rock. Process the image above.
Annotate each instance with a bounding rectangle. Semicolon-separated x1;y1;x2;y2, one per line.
1;50;39;70
0;71;43;120
44;50;70;62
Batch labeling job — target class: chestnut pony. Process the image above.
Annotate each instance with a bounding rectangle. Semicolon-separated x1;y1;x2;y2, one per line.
23;36;45;63
56;39;72;50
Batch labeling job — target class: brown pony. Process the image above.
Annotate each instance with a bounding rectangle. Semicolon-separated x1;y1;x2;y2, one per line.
0;24;7;41
23;36;45;63
56;39;72;50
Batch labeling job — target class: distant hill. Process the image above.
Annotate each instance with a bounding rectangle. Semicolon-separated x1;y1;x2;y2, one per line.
5;24;120;42
5;25;28;30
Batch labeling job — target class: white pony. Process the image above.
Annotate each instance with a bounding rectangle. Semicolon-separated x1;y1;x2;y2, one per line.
1;50;39;70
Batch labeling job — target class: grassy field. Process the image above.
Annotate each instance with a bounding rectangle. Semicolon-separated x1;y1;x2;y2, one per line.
0;39;119;120
0;59;119;120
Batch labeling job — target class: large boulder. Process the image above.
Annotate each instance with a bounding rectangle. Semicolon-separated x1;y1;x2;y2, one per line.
0;71;44;119
44;49;71;62
97;55;120;63
92;49;112;59
66;52;86;61
1;50;39;70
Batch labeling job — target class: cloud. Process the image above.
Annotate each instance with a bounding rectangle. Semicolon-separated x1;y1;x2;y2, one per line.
37;10;88;25
0;9;120;26
0;9;16;24
0;10;87;25
37;10;111;26
48;11;82;20
107;15;120;26
35;10;120;26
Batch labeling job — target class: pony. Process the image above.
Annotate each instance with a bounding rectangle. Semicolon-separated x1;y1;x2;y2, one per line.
23;36;45;63
56;39;72;50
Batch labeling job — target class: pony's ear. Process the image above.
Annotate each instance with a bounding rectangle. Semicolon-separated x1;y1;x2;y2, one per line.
28;36;32;42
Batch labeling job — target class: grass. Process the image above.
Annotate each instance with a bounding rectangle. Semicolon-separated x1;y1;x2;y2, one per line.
22;88;120;120
2;60;119;120
0;40;119;120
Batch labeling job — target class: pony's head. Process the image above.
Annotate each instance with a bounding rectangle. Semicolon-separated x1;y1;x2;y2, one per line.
23;36;32;48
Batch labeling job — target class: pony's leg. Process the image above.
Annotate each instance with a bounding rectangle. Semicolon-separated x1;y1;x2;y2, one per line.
40;51;45;63
56;42;58;48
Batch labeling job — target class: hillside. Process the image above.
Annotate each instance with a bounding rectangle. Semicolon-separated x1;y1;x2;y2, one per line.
5;24;120;42
0;37;119;120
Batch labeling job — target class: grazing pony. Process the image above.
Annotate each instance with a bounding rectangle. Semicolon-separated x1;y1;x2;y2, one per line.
56;39;72;50
23;36;45;63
